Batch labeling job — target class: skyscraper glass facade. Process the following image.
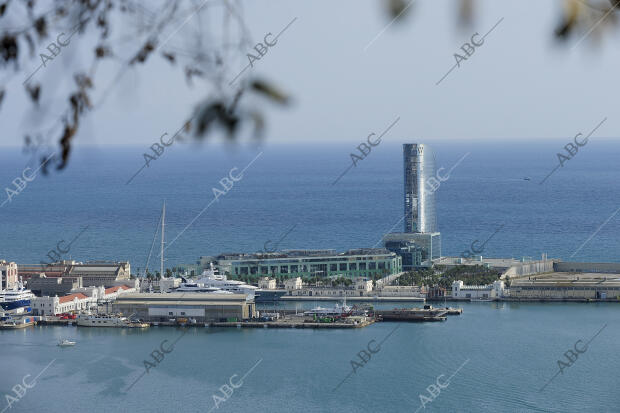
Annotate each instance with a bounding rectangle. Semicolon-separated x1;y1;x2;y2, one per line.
403;143;437;233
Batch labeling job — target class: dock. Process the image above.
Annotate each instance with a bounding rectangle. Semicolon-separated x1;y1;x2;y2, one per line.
281;296;425;302
208;318;375;329
375;305;462;322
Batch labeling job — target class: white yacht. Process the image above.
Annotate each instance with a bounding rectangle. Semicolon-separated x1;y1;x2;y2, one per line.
174;280;233;294
77;314;129;327
196;263;259;299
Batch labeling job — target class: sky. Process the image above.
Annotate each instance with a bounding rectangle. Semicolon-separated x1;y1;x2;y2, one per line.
0;0;618;148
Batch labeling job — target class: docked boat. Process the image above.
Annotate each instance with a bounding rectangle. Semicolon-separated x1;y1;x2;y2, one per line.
0;280;34;315
58;339;76;347
304;301;352;317
196;264;259;299
0;316;35;329
173;278;234;294
77;314;130;327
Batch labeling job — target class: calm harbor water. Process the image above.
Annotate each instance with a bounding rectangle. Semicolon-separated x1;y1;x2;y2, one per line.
1;141;620;412
1;302;619;412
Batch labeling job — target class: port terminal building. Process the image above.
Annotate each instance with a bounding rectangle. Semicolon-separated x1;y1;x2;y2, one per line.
188;249;402;280
444;258;620;301
113;293;256;322
509;268;620;300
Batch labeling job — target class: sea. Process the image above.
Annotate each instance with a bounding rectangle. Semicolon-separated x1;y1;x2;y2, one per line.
0;140;619;412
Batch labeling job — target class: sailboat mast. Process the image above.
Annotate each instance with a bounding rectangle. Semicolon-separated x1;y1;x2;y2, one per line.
161;201;165;278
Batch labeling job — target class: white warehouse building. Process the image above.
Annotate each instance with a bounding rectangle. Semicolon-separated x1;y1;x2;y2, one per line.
452;280;506;300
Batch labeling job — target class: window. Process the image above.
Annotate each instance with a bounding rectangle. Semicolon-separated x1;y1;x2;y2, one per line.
280;266;289;274
250;266;258;275
169;312;173;316
378;262;386;270
339;263;347;271
260;267;268;275
369;262;376;270
330;264;337;271
181;312;186;316
270;266;278;274
349;263;357;271
359;263;366;270
290;265;298;272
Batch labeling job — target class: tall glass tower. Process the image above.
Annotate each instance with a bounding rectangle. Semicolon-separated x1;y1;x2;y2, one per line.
383;143;441;269
403;144;437;233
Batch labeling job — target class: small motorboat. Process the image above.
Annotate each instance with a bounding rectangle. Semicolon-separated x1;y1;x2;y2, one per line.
58;339;76;347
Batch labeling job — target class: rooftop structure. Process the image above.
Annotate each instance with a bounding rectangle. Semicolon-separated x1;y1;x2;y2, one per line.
19;260;131;287
28;273;82;296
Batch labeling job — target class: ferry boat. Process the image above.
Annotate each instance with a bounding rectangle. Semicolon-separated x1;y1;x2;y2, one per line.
0;280;34;314
77;314;130;327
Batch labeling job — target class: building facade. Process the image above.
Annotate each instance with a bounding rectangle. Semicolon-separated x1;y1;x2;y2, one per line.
258;277;277;289
451;280;505;300
216;249;402;280
289;279;374;298
113;293;256;322
31;293;96;316
28;273;83;296
0;260;18;289
403;143;437;233
383;232;441;269
509;272;620;300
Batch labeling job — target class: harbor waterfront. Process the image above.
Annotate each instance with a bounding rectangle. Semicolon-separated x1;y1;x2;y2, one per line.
3;0;620;410
1;301;618;413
